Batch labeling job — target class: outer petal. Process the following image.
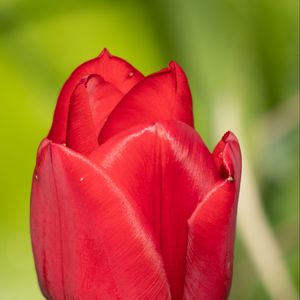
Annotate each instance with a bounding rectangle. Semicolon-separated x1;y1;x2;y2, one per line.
183;132;241;300
30;140;171;300
98;62;194;143
89;121;218;299
48;49;144;143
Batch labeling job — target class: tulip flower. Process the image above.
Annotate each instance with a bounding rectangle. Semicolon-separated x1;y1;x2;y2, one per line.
31;49;241;300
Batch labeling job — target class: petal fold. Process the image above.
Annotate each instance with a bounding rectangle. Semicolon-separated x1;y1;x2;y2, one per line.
66;74;123;154
48;49;144;143
212;131;242;186
183;132;241;300
30;139;171;300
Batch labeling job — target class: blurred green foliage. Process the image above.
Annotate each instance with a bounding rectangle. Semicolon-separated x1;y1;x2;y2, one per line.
0;0;298;299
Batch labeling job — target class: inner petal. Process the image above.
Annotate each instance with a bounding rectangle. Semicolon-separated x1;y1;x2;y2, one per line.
66;75;123;154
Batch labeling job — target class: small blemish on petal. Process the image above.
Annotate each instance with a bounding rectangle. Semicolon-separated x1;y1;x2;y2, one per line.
227;176;234;182
128;71;134;77
62;142;66;146
218;152;223;158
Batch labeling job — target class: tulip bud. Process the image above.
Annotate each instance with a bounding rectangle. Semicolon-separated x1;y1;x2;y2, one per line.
31;49;241;300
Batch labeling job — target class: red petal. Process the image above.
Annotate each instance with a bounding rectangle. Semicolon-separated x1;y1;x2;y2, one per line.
212;131;242;187
183;132;241;300
89;121;218;299
48;49;144;143
66;75;123;154
31;140;171;300
30;141;64;299
98;62;194;143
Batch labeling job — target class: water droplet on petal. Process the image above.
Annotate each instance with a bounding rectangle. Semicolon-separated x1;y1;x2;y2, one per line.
34;174;39;181
79;177;84;182
218;152;223;158
128;71;134;77
227;176;234;182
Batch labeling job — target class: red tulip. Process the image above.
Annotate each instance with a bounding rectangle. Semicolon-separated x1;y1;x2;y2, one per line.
31;49;241;300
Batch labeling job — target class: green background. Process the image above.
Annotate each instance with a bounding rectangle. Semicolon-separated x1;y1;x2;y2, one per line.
0;0;298;299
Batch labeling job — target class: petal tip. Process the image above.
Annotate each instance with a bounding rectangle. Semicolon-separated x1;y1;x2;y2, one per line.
222;131;239;144
213;131;241;183
84;74;103;88
168;61;182;74
98;48;111;58
168;60;177;69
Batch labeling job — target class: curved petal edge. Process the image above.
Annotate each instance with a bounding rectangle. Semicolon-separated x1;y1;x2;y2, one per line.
48;49;144;143
99;62;194;143
183;132;241;300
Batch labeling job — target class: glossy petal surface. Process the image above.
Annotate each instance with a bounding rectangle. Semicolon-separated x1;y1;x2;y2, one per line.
31;140;171;300
99;63;194;143
90;121;218;299
183;132;241;300
48;49;144;143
